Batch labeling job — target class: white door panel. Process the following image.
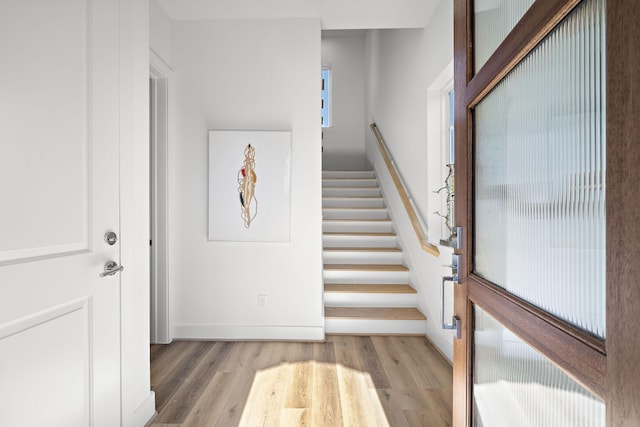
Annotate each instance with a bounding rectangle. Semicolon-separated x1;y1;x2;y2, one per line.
0;0;89;260
0;300;91;426
0;0;122;425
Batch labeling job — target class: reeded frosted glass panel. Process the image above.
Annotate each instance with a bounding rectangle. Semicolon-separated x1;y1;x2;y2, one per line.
473;307;605;427
474;0;535;71
474;0;606;337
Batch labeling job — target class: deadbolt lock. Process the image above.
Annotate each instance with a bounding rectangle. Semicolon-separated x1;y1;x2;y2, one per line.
105;231;118;246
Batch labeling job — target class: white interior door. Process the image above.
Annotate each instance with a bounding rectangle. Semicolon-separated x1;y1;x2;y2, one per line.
0;1;122;425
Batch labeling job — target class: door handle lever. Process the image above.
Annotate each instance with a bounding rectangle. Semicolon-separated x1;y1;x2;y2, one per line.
100;261;124;277
441;275;461;339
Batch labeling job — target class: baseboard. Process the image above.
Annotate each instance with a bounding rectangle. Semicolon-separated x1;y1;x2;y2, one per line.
134;391;156;427
173;324;325;341
424;333;454;366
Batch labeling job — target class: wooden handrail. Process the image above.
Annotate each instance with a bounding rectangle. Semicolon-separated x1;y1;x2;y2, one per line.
370;123;440;257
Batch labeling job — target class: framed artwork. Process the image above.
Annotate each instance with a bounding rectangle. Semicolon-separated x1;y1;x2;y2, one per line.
208;130;291;242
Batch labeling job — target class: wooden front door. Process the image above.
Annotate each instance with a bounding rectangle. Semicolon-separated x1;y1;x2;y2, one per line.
0;1;123;425
453;0;640;425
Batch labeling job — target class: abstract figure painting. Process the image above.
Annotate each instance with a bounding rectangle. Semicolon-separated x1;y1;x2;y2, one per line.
208;130;291;242
238;144;258;228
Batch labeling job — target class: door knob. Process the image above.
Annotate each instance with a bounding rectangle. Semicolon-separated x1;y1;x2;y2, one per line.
100;260;124;277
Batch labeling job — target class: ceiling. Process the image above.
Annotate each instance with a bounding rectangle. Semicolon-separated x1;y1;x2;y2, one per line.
155;0;442;30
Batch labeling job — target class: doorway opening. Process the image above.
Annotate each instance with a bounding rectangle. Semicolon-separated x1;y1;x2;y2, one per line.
150;55;171;344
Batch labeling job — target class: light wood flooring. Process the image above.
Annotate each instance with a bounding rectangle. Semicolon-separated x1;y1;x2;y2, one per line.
148;335;452;427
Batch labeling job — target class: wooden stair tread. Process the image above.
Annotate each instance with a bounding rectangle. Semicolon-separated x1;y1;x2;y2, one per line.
323;186;380;190
322;196;383;199
324;284;416;294
322;178;377;188
323;207;386;210
323;247;401;252
323;219;391;222
323;264;409;271
325;307;426;320
323;232;396;236
322;169;425;334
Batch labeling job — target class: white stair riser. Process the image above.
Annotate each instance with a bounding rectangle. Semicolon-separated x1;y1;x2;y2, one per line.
323;251;404;265
323;235;398;248
323;220;393;233
323;187;381;197
322;179;378;188
324;319;426;335
324;293;417;308
323;209;389;220
322;171;375;179
323;270;410;284
322;198;385;208
322;170;426;336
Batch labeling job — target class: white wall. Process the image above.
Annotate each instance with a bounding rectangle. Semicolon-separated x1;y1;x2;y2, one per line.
319;0;437;29
150;0;172;67
156;0;440;30
169;18;324;340
321;30;367;170
365;0;455;360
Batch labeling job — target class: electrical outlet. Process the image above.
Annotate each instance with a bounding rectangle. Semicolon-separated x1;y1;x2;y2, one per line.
258;294;267;308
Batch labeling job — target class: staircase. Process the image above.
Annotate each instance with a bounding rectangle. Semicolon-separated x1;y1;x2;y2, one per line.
322;170;427;335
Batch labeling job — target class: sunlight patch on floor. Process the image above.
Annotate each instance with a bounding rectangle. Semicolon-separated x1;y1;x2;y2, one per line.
238;361;390;427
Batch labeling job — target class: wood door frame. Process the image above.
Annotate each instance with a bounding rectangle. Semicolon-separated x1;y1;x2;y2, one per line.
605;0;640;423
453;0;640;425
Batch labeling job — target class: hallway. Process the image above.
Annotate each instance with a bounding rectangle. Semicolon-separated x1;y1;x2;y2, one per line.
148;336;452;426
